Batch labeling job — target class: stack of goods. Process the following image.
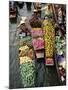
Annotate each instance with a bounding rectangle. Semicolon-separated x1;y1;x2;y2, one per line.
32;37;44;50
19;45;35;87
55;32;66;83
18;36;35;88
31;27;44;59
43;19;55;65
18;17;35;87
19;45;34;60
54;5;66;83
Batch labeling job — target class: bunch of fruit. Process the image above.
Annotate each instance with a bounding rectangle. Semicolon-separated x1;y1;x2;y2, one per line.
19;45;34;60
43;20;55;58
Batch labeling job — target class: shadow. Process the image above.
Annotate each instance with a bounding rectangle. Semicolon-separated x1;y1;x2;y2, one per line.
26;2;32;11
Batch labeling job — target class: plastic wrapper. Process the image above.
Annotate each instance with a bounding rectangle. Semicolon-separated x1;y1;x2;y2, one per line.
31;28;43;38
46;58;54;65
32;37;44;50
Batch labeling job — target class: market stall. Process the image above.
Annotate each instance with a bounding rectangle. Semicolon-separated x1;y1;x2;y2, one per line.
12;2;66;88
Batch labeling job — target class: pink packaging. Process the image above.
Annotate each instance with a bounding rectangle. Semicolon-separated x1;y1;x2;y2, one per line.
46;58;54;65
31;28;43;37
32;38;44;50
